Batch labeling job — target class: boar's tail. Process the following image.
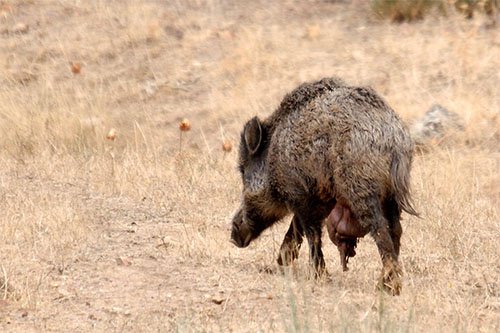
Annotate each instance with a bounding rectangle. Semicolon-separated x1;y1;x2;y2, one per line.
390;151;420;217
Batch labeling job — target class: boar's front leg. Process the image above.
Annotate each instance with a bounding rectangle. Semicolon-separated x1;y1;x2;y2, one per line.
302;217;326;278
277;215;304;266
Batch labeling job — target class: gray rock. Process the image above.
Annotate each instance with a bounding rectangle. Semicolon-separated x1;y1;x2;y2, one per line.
411;104;464;147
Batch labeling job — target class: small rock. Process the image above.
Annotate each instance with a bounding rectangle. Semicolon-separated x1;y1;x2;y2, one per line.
164;25;184;40
110;307;131;316
57;286;70;297
49;281;60;288
10;70;37;84
306;25;320;40
211;297;225;305
142;80;157;97
147;20;161;41
214;26;236;40
12;22;29;34
410;104;464;148
115;257;132;266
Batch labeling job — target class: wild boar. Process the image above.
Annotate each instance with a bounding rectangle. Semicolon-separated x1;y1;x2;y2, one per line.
230;77;418;295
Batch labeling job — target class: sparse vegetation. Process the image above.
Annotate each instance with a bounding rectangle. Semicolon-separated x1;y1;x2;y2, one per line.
371;0;442;22
454;0;499;18
0;0;498;332
372;0;498;21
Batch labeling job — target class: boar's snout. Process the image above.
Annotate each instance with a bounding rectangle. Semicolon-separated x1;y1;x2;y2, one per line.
230;208;253;248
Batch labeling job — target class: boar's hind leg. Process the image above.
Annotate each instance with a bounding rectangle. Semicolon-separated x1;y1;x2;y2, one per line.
355;195;402;295
277;215;304;266
383;196;402;258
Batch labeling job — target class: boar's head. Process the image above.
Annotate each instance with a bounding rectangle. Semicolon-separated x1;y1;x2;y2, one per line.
230;117;287;248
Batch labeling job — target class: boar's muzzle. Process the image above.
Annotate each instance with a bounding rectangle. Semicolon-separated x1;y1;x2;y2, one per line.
230;208;253;248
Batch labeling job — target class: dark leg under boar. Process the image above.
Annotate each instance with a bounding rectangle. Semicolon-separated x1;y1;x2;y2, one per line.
277;215;304;266
353;195;402;295
371;215;402;295
383;197;403;258
303;220;326;278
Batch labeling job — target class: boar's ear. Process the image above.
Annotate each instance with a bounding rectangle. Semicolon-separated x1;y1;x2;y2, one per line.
244;117;263;155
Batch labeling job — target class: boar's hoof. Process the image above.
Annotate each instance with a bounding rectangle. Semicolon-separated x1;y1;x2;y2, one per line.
277;242;300;266
377;259;403;296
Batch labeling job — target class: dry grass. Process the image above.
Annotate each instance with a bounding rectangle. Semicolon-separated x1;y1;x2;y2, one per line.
371;0;498;22
0;0;498;332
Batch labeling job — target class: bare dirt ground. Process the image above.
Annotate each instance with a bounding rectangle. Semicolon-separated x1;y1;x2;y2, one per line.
0;0;499;332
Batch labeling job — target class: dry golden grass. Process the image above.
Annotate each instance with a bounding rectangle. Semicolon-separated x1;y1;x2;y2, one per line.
0;0;498;332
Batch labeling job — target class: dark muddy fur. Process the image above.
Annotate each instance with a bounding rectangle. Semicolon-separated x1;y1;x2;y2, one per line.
231;77;418;294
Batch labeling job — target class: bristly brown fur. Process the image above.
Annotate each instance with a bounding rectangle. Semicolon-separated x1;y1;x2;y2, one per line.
231;76;418;294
